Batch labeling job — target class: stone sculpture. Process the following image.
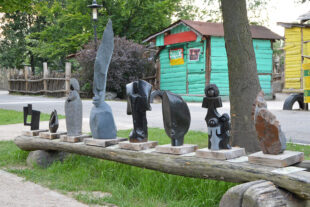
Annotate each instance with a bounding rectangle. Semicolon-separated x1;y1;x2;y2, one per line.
23;104;40;130
253;91;286;154
49;109;59;133
162;91;191;146
89;19;117;139
202;84;231;150
126;80;152;142
65;78;82;136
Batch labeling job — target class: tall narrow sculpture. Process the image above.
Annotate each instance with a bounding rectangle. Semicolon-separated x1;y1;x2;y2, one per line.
90;19;117;139
23;104;40;130
49;109;59;133
65;78;82;136
162;91;191;146
202;84;231;150
126;80;152;142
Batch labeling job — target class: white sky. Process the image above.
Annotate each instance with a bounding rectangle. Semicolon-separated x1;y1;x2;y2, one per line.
191;0;310;36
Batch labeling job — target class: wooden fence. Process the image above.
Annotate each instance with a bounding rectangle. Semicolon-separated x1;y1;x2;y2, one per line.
8;62;72;97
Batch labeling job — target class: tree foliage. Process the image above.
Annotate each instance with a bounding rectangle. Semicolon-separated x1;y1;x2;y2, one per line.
76;37;155;98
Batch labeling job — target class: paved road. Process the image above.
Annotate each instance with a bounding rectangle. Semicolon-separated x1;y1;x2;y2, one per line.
0;91;309;144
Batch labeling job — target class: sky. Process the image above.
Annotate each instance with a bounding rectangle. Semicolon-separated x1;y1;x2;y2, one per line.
191;0;310;36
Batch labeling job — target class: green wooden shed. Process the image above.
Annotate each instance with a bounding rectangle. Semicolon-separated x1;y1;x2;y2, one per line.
143;20;283;101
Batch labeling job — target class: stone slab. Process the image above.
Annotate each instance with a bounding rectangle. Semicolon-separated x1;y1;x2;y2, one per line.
248;150;304;167
39;131;67;140
119;141;158;151
60;134;92;143
196;147;246;160
22;129;48;137
84;138;128;147
155;144;198;155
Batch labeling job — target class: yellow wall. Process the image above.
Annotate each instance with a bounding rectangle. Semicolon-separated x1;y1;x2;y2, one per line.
284;27;310;89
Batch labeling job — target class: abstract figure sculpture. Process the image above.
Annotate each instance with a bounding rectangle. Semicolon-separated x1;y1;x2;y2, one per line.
65;78;82;136
23;104;40;130
89;19;117;139
49;110;59;133
162;91;191;146
126;80;152;142
202;84;231;150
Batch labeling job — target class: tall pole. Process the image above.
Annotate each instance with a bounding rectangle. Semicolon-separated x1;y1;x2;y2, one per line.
94;20;97;51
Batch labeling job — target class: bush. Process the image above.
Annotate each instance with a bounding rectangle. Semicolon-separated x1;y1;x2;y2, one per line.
76;36;155;98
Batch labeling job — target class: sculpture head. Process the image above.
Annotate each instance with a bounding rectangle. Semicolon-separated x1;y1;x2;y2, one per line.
70;78;80;91
205;84;219;97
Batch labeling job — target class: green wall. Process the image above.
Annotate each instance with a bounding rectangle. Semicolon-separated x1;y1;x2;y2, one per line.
210;37;273;97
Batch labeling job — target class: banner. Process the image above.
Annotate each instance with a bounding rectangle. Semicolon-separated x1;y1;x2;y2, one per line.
169;48;184;66
188;48;201;62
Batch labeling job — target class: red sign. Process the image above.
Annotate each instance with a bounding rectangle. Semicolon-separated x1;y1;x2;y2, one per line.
164;31;197;45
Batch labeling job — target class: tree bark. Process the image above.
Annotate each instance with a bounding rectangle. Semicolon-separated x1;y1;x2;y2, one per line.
14;136;310;200
221;0;261;153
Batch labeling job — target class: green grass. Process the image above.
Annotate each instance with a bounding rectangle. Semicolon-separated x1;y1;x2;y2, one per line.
0;109;65;125
0;128;309;207
0;129;234;207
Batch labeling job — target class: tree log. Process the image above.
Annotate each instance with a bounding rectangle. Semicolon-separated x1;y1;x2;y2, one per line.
220;180;309;207
14;136;310;200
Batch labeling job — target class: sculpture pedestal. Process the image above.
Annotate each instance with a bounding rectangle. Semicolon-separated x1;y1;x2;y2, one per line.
22;129;48;136
119;141;158;151
195;147;246;160
60;134;91;143
248;151;304;167
39;131;66;140
155;144;198;155
84;138;127;148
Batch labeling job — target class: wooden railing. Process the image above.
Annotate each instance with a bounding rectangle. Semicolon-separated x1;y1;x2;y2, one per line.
8;62;72;97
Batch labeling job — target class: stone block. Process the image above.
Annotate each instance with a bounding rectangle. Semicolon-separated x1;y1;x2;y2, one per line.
155;144;198;155
39;131;66;140
22;129;48;136
60;134;92;143
119;141;158;151
84;138;127;147
248;150;304;167
195;147;246;160
26;150;68;168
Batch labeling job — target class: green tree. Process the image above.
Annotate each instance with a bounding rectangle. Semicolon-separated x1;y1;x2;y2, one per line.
0;0;32;12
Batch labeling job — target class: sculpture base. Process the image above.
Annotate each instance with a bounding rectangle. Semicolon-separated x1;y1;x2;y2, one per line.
60;134;91;143
155;144;198;155
84;138;127;148
119;141;158;151
248;150;304;167
195;147;246;160
22;129;48;136
39;131;67;140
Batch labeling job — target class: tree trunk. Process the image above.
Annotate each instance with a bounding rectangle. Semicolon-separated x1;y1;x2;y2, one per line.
221;0;261;153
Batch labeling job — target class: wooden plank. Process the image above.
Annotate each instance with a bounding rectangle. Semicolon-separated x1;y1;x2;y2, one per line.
14;136;310;200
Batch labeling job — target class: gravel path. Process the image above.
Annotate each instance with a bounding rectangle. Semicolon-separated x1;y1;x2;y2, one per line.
0;170;87;207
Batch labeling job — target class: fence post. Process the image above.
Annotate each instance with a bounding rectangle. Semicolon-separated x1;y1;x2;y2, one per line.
43;62;48;94
24;65;29;93
65;62;71;95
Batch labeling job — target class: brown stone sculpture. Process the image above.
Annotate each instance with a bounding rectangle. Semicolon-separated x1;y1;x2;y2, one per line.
253;91;286;154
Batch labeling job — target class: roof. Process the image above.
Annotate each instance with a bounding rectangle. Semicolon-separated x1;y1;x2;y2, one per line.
277;22;310;28
143;20;283;43
298;10;310;23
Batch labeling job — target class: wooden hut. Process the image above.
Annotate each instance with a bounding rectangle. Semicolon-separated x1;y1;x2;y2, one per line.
143;20;282;101
277;22;310;94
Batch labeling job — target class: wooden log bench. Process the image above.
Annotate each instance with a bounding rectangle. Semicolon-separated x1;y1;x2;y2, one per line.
14;136;310;206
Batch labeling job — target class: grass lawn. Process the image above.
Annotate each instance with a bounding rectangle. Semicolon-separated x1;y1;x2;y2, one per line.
0;109;65;125
0;128;309;207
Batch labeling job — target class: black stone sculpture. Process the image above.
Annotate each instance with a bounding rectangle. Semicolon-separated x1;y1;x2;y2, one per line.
202;84;231;150
23;104;40;130
49;110;59;133
89;19;117;139
126;80;152;142
162;91;191;146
